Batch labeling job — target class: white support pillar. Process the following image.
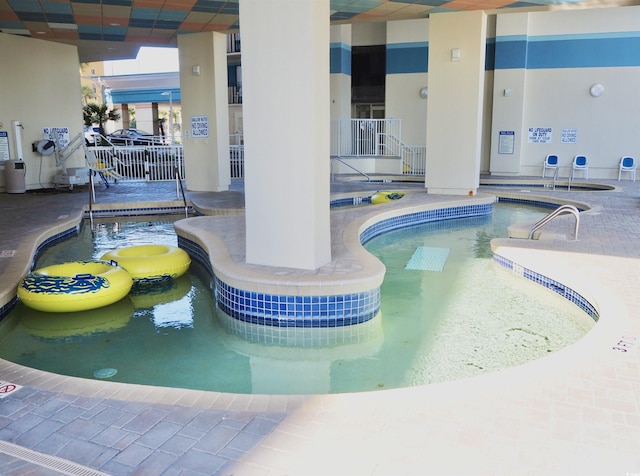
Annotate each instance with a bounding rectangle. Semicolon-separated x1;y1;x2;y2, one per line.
240;0;331;270
178;32;230;192
425;11;487;195
489;13;529;176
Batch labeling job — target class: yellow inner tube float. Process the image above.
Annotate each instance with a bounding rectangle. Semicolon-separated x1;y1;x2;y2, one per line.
371;191;405;204
18;260;133;313
101;244;191;285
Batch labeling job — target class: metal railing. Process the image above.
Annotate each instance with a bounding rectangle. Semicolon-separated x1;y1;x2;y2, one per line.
528;204;580;240
331;156;370;182
175;167;189;218
90;145;185;182
377;133;426;175
330;119;402;157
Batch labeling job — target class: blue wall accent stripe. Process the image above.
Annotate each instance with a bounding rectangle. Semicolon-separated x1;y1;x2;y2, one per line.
527;36;640;69
330;42;351;75
495;39;528;69
387;42;428;74
494;32;640;69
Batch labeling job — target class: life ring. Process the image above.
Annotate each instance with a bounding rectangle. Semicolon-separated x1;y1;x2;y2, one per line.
100;244;191;285
18;260;133;313
371;191;405;204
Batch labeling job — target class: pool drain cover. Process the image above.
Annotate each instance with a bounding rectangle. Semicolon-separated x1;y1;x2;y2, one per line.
405;246;450;271
94;368;117;379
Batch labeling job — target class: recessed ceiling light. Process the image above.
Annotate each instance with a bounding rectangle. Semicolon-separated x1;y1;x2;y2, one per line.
48;22;78;30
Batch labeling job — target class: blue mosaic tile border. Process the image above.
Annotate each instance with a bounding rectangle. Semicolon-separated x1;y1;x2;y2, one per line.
216;278;380;328
360;203;493;244
493;254;599;322
179;202;493;328
497;196;585;212
178;236;380;328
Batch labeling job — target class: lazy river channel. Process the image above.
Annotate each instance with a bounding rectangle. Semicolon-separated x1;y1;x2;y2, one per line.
0;204;595;394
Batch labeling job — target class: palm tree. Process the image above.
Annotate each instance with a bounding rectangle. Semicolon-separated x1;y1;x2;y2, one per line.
83;103;120;137
81;86;94;106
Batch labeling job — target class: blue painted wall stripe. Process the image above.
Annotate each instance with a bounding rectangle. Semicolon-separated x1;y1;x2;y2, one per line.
527;36;640;69
387;42;428;74
330;42;351;75
494;32;640;69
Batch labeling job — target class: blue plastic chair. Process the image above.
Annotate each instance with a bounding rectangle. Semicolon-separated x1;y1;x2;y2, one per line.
618;156;636;181
542;154;559;179
570;155;588;180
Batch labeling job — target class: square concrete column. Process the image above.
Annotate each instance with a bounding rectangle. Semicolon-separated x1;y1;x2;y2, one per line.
240;0;331;270
178;32;231;192
426;11;487;195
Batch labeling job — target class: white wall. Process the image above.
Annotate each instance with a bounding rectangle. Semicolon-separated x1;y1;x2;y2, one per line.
386;19;429;148
0;33;84;191
490;7;640;179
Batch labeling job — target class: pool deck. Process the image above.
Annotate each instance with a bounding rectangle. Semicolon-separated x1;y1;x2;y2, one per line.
0;176;639;475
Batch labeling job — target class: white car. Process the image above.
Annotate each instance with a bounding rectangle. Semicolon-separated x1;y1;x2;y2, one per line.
84;126;100;146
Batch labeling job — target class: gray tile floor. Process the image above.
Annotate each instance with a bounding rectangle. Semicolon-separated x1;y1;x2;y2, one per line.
0;176;639;475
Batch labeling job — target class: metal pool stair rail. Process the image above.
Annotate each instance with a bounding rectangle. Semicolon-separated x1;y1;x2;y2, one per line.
528;204;580;240
331;155;371;182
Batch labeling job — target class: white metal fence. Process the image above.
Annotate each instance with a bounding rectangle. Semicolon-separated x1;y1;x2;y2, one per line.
91;121;422;182
91;145;185;182
330;119;402;157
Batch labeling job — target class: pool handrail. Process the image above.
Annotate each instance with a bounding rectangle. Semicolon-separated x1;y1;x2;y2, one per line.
528;204;580;240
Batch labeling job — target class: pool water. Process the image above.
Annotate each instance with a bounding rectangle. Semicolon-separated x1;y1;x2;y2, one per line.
0;205;595;394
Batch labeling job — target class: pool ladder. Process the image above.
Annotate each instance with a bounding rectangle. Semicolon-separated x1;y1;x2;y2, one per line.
174;167;189;218
528;204;580;240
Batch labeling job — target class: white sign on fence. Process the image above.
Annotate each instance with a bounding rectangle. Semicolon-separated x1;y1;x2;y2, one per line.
191;116;209;138
561;128;578;144
43;127;70;148
528;127;552;144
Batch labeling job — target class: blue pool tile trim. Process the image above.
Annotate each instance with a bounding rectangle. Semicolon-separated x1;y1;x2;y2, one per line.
360;203;493;244
496;196;586;211
180;202;494;328
178;235;381;328
493;254;599;322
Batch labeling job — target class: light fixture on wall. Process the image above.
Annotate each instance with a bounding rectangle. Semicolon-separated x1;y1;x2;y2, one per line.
419;87;428;99
589;83;604;97
192;65;201;76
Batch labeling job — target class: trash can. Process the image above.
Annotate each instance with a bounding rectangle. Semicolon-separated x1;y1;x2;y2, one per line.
5;160;26;193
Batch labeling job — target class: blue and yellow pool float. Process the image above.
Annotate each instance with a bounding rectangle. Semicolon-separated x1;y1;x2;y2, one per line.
371;191;405;204
18;260;133;313
100;244;191;285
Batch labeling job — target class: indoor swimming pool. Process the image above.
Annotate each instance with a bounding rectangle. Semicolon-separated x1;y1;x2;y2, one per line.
0;204;595;394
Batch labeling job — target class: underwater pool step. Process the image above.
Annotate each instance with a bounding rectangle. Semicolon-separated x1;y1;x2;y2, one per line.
405;246;450;271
